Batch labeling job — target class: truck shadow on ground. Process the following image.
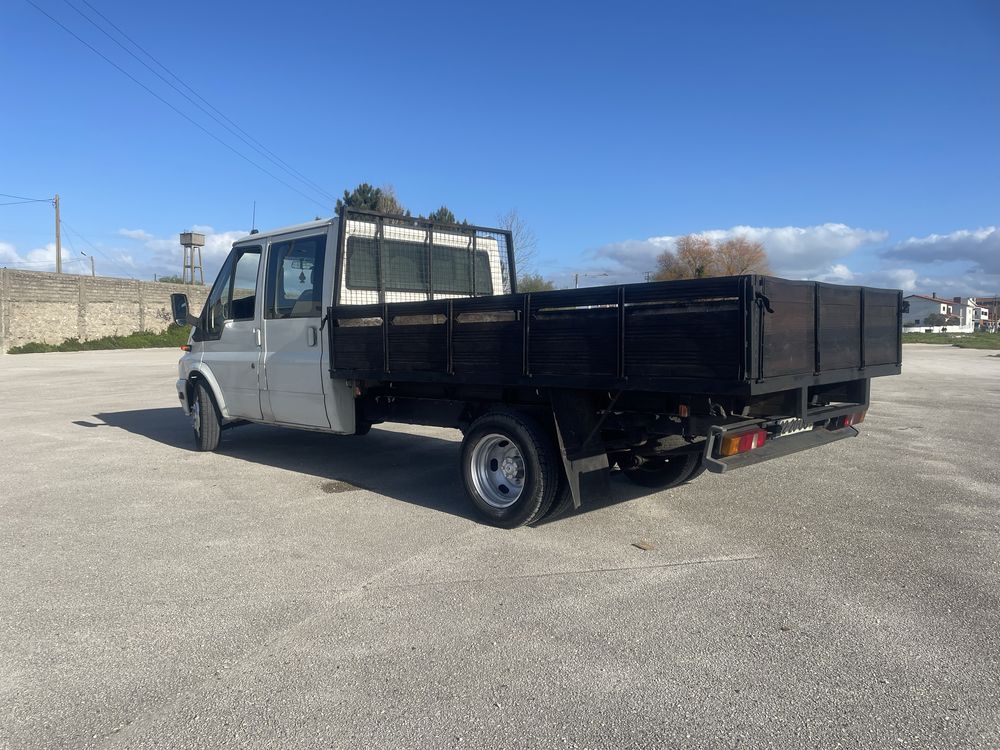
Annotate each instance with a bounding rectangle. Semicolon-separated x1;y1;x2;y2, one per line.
80;408;657;524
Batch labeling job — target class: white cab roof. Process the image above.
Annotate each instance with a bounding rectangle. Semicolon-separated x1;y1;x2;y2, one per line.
233;217;334;245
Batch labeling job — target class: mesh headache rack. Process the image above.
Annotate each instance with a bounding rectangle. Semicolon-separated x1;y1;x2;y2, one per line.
332;208;516;306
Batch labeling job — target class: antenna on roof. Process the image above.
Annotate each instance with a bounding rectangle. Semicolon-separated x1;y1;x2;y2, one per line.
250;200;258;234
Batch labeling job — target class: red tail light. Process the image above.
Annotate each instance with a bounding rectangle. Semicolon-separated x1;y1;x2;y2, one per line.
719;428;768;457
829;410;866;430
180;344;192;352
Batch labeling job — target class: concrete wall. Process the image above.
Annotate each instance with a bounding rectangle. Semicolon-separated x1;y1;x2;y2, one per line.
0;269;209;353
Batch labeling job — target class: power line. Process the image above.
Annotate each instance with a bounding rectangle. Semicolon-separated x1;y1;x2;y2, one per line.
63;0;336;204
59;219;136;279
0;192;50;202
0;199;51;206
24;0;332;212
76;0;335;203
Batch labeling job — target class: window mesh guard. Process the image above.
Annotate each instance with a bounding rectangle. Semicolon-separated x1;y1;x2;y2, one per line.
335;208;515;305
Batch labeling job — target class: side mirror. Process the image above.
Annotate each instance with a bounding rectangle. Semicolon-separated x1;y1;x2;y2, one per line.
170;293;200;328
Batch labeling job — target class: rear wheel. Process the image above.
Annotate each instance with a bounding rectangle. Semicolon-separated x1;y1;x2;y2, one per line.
535;478;575;523
461;411;560;528
191;381;221;452
620;450;700;489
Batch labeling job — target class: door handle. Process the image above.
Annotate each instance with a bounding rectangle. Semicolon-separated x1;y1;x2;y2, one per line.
253;328;261;347
306;326;317;347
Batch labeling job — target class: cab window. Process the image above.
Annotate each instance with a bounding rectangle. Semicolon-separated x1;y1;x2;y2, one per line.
266;234;327;318
203;245;261;337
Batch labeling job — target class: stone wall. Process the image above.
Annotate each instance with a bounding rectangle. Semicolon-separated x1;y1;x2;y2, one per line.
0;269;209;353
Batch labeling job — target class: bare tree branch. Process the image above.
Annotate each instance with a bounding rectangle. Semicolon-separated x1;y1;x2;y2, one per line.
497;208;538;274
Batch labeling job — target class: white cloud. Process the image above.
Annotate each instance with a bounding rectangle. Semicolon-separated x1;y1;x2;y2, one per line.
807;264;1000;297
883;227;1000;274
146;227;246;277
114;225;247;279
117;228;153;241
0;241;20;264
0;241;89;274
3;225;246;280
813;263;857;283
594;223;888;279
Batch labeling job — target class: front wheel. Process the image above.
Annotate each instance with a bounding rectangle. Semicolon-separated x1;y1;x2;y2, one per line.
461;411;561;528
191;381;221;452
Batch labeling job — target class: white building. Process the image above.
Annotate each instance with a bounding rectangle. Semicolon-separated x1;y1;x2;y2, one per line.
903;294;981;333
956;297;991;331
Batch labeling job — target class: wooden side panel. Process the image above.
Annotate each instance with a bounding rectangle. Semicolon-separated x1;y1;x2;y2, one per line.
818;284;861;370
451;296;523;378
864;289;901;366
529;287;619;377
761;279;815;378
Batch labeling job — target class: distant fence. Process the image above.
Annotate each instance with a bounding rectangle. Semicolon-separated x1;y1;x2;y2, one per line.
0;269;209;353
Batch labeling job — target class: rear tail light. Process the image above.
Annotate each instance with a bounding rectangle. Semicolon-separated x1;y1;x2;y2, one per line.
180;344;192;352
829;410;866;430
719;428;768;457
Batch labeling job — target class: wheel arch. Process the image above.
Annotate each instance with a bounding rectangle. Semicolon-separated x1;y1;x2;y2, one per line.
186;364;230;420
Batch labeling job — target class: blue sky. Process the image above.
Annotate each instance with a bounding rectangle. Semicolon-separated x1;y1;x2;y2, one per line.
1;0;998;294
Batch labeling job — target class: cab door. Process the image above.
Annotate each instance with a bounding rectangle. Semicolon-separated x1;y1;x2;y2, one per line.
260;231;331;428
199;244;263;420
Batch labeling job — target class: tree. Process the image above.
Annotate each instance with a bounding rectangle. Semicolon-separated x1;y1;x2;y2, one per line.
376;184;407;215
924;313;948;326
715;237;769;275
157;275;184;284
336;183;409;215
653;234;770;281
427;206;457;224
517;273;556;292
654;235;716;280
497;208;538;275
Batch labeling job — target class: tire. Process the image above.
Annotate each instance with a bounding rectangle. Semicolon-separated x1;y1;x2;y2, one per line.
191;381;221;452
535;481;575;523
685;454;707;483
461;411;560;528
621;450;699;489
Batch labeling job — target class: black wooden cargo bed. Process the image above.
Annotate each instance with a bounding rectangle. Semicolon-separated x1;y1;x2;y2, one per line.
326;275;902;396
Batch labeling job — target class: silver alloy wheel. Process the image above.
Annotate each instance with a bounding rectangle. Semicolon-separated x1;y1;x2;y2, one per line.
470;433;525;508
191;396;201;436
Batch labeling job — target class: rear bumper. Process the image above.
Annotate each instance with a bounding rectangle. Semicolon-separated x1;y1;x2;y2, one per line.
704;425;858;474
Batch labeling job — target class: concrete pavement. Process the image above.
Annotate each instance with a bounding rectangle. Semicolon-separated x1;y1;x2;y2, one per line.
0;345;997;749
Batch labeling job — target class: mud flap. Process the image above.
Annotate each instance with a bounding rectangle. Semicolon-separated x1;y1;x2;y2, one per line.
550;389;612;508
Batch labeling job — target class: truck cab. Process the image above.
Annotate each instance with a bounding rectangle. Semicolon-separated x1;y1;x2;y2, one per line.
175;213;508;438
175;218;352;434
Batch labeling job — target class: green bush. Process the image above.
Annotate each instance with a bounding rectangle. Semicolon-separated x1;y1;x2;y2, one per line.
8;324;191;354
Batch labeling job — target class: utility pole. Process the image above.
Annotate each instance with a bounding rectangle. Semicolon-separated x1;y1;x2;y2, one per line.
53;194;62;274
82;252;95;277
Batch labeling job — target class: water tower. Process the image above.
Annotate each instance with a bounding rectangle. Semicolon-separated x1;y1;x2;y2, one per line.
180;231;205;285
